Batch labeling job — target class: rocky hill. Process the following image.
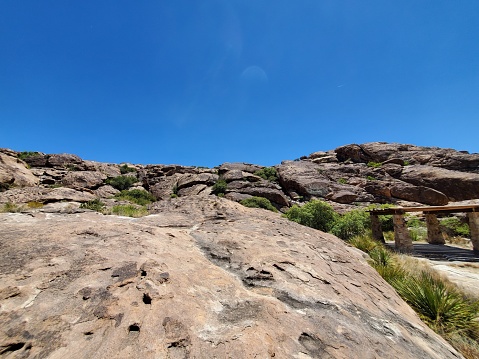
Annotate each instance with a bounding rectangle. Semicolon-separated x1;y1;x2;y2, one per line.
1;142;479;211
1;142;477;358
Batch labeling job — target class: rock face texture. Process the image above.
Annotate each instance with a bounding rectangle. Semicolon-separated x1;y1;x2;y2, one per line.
1;142;479;210
0;197;461;358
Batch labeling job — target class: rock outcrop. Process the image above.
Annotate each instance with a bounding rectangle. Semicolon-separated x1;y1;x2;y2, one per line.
1;141;479;210
0;197;461;358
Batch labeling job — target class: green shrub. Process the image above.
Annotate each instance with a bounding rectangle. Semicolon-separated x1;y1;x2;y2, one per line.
170;193;178;198
111;205;148;217
240;197;278;212
106;175;138;191
120;164;136;174
441;217;470;237
338;178;348;184
114;189;156;205
17;151;40;160
331;210;370;240
406;215;424;228
284;200;338;232
254;167;278;182
212;179;227;195
367;161;381;168
80;199;105;212
366;175;377;181
409;226;427;241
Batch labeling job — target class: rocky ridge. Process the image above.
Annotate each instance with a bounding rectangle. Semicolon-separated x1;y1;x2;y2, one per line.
1;142;479;210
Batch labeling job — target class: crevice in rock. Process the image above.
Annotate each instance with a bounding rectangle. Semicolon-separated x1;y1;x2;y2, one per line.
0;342;26;354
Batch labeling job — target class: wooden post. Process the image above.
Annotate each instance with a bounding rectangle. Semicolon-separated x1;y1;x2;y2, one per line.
393;213;413;253
370;214;385;243
468;212;479;252
425;213;445;245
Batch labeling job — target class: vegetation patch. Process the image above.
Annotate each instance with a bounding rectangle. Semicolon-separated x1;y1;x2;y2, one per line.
284;200;338;232
348;233;479;358
111;204;148;218
240;197;278;212
17;151;40;160
331;210;370;240
27;201;44;209
106;175;138;191
440;217;470;237
212;179;227;196
114;189;156;206
120;164;136;174
0;202;24;213
367;161;381;168
80;199;105;212
254;167;278;182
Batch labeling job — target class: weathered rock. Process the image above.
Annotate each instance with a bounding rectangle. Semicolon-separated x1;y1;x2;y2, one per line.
0;187;95;204
0;197;461;358
389;180;449;205
177;184;208;197
224;192;252;202
0;153;39;188
62;171;107;189
176;173;218;190
48;153;84;168
149;174;183;200
326;190;358;204
94;185;120;198
218;162;263;175
399;165;479;201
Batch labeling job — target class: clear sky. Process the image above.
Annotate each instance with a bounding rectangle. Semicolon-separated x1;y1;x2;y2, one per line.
1;1;478;167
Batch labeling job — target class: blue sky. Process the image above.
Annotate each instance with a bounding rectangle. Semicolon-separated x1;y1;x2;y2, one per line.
1;1;478;167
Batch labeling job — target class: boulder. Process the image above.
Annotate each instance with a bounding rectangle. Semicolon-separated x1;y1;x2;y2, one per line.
326;190;358;204
48;153;84;168
277;161;334;198
389;181;449;206
0;197;461;358
218;162;263;175
62;171;107;189
0;152;39;188
176;173;218;190
399;165;479;201
94;185;120;198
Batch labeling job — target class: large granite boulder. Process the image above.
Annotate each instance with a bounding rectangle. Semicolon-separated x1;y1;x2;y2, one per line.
0;197;460;358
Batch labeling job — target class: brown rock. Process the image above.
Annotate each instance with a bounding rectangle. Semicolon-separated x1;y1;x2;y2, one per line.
62;171;107;189
48;153;84;168
326;190;358;204
390;181;449;205
399;165;479;201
